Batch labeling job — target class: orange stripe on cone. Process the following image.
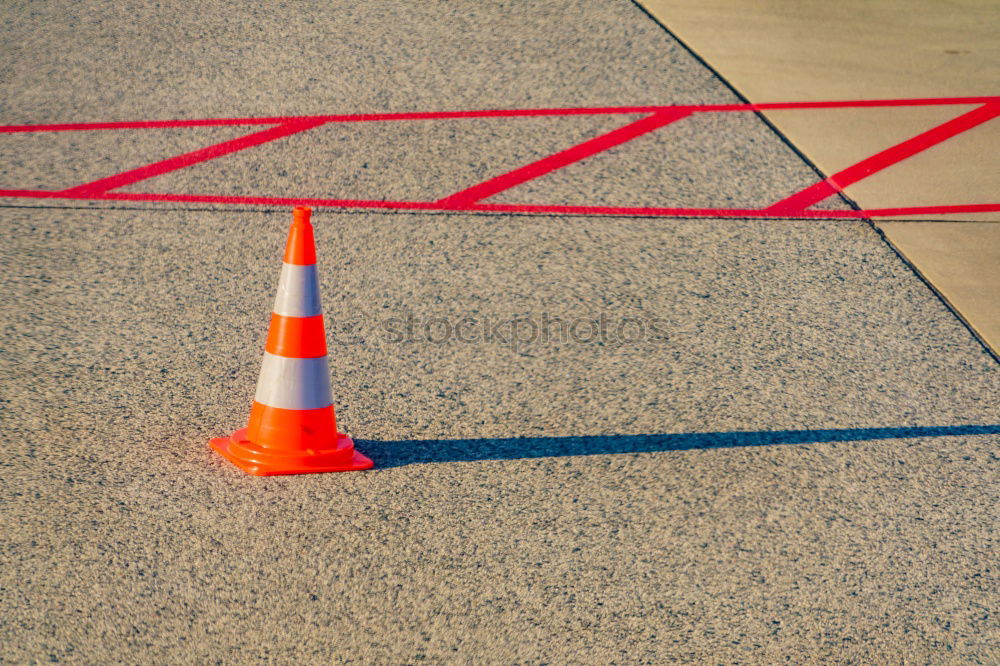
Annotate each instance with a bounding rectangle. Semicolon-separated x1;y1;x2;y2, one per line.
265;313;328;358
210;206;372;476
247;402;338;450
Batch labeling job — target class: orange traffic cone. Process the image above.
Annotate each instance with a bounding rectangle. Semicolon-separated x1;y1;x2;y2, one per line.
210;206;373;475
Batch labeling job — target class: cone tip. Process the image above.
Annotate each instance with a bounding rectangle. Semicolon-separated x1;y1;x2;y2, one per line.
292;206;312;226
284;206;317;265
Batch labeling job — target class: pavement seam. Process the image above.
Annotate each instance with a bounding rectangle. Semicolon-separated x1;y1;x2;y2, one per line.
869;223;1000;364
628;0;845;205
628;0;1000;365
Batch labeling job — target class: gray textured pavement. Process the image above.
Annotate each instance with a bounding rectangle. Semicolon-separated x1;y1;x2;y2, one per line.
1;1;998;663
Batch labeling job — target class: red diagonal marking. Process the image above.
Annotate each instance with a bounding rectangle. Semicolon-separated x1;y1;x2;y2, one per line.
766;102;1000;214
59;119;327;196
435;110;693;206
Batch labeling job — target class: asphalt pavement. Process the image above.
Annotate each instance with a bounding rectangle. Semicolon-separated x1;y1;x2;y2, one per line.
2;1;998;663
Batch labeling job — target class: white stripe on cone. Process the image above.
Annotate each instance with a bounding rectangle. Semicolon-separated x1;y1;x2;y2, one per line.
254;352;334;410
272;263;322;318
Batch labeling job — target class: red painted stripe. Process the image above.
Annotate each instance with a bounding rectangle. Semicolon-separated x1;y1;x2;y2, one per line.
96;191;446;209
469;202;1000;218
841;203;1000;217
767;102;1000;214
59;120;327;196
2;188;995;219
436;110;692;206
1;96;998;133
0;108;700;132
752;96;998;110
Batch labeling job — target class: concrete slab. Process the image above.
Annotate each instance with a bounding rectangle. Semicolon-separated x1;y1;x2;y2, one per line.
762;105;976;193
636;0;1000;101
765;105;999;220
638;0;1000;354
880;222;1000;351
636;0;999;221
850;119;1000;217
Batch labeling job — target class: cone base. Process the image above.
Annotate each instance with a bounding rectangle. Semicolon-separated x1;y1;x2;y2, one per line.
210;428;373;476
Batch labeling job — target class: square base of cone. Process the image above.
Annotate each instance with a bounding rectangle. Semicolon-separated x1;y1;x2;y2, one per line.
210;431;373;476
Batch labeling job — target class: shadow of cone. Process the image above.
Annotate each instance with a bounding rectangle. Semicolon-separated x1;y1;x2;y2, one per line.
211;206;373;475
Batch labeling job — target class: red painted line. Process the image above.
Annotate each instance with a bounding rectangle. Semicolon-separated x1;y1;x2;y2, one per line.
436;110;692;206
858;203;1000;217
752;96;998;110
59;119;327;196
0;189;70;199
469;202;1000;218
5;189;445;210
1;188;995;219
1;95;995;218
1;96;998;133
0;108;701;132
471;202;824;217
767;102;1000;214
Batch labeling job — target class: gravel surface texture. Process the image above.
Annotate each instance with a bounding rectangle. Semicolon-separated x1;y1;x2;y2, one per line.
1;0;997;663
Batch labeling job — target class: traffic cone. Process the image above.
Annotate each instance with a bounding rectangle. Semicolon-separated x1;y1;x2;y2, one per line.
210;206;373;475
